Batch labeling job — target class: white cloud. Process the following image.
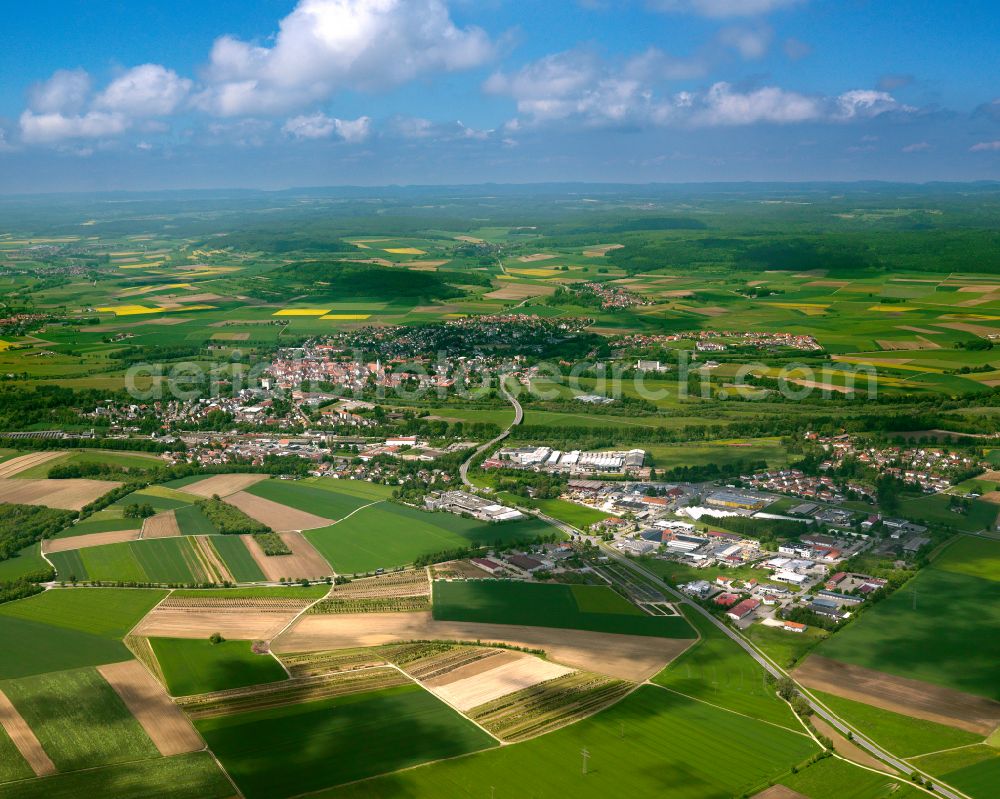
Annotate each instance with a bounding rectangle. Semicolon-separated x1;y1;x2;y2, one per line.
283;112;372;142
197;0;495;116
28;69;91;114
391;116;435;138
0;128;13;152
901;141;930;153
19;110;128;144
95;64;192;116
835;89;911;119
689;82;820;125
647;0;804;18
971;140;1000;152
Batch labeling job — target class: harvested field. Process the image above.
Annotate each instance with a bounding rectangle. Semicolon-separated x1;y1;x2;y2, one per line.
751;787;809;799
517;253;557;262
810;714;894;773
483;284;556;301
583;244;623;256
689;305;728;316
243;531;333;581
141;510;181;539
0;450;66;478
157;595;314;613
211;332;250;341
0;478;119;510
177;667;408;720
787;378;855;394
225;491;332;531
327;569;429;600
898;325;942;334
796;656;1000;735
97;661;203;756
935;321;1000;337
0;689;56;776
134;606;302;641
42;528;141;553
273;612;693;681
877;338;939;350
192;537;234;584
181;473;268;498
467;670;632;741
425;651;575;712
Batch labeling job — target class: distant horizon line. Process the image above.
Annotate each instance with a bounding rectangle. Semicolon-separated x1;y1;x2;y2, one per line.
2;178;1000;200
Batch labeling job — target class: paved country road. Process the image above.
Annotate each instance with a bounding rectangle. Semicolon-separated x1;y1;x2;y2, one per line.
459;376;523;488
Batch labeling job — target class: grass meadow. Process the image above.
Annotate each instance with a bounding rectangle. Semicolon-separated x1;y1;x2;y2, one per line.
208;535;265;582
245;479;383;520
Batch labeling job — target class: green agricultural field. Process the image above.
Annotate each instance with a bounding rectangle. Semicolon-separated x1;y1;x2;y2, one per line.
0;667;159;770
644;437;793;470
0;543;48;583
131;537;204;582
173;504;219;535
654;607;800;729
0;587;164;638
811;691;982;758
816;546;1000;700
196;683;497;799
51;517;141;538
209;535;265;582
0;615;130;678
305;478;395;501
324;685;817;799
933;534;1000;581
896;493;998;532
746;623;828;669
780;755;925;799
116;486;198;512
306;503;562;574
433;581;694;638
50;541;148;582
495;493;609;530
0;752;234;799
0;725;33;784
150;637;287;696
245;479;380;520
910;745;1000;799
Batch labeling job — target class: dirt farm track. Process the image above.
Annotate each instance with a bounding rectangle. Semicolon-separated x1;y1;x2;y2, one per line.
273;612;693;682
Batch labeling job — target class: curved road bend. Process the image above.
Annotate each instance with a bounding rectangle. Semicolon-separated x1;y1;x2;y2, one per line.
602;547;965;799
459;375;523;488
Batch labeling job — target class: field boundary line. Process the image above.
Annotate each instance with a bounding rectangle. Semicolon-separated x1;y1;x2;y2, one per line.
905;740;991;760
646;681;813;739
267;583;336;677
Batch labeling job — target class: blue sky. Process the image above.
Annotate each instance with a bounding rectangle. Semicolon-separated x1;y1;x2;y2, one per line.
1;0;998;192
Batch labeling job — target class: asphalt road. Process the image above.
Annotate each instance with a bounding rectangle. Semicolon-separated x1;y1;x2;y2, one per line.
459;376;523;488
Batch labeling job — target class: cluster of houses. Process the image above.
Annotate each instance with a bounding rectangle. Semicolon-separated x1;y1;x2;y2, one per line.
746;469;875;504
469;542;576;578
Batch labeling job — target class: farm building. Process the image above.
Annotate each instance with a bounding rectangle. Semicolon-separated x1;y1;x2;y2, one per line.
726;598;761;621
471;558;503;574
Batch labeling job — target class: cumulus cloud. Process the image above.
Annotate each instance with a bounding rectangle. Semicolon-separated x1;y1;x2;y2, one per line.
197;0;495;116
19;110;128;144
95;64;192;116
28;69;91;114
647;0;804;18
835;89;911;119
283;112;372;142
902;141;930;153
686;82;820;125
971;140;1000;152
